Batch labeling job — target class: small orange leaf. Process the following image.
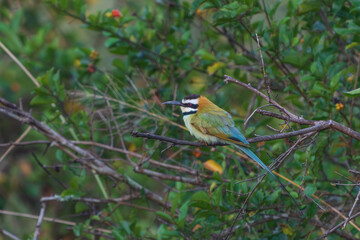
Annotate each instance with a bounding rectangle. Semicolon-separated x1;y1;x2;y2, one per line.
64;100;85;115
192;147;202;158
193;207;200;214
203;160;223;174
90;50;99;60
210;182;217;192
74;59;81;67
128;143;136;152
19;160;32;177
206;62;226;75
105;12;112;18
192;224;202;232
248;211;256;217
256;141;265;148
281;223;294;236
348;74;354;82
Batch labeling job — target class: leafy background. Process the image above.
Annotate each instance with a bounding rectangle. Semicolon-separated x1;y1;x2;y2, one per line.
0;0;360;239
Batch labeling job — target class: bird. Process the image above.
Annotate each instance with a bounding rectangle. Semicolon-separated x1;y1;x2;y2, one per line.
163;94;297;203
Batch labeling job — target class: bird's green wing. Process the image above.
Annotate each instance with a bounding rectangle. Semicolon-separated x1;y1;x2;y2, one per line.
191;110;249;147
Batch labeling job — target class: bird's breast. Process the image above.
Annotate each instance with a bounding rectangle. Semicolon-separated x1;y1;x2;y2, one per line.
183;115;218;144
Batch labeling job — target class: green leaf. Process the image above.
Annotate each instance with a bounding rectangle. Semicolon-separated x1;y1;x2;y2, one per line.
344;88;360;97
177;201;190;229
267;189;281;204
191;0;206;14
345;42;360;50
304;184;317;196
305;202;318;218
298;0;322;14
191;191;210;203
330;71;343;92
156;211;173;222
212;186;223;206
222;2;240;11
282;49;312;68
59;0;69;9
30;95;55;105
75;202;88;213
334;21;360;35
195;49;215;61
73;224;84;236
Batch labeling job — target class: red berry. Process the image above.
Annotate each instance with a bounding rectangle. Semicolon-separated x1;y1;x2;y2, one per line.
112;9;122;18
87;64;95;73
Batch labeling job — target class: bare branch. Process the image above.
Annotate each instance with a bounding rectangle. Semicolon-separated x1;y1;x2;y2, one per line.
255;33;271;101
0;126;31;163
0;209;111;234
132;131;227;146
132;123;333;147
0;227;21;240
133;166;205;185
224;75;360;141
224;75;301;119
342;188;360;229
0;97;171;209
316;211;360;239
33;202;46;240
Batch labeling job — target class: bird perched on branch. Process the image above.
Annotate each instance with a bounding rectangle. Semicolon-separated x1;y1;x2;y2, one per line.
163;94;297;202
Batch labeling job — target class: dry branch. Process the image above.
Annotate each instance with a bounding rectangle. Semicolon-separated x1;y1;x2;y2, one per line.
0;97;171;209
224;75;360;141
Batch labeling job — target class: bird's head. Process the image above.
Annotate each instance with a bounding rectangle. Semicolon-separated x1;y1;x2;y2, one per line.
163;94;200;116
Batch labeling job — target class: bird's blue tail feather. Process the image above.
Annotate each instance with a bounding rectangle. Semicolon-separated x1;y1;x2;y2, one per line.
236;145;275;178
233;144;302;213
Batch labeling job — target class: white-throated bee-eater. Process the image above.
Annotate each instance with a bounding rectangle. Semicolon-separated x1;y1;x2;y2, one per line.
163;94;296;202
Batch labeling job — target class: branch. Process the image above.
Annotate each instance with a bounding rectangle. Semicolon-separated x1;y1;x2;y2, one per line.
316;211;360;239
0;228;20;240
33;202;46;240
255;33;271;101
131;131;227;146
0;97;171;209
133;166;205;186
132;124;327;147
224;75;301;119
224;75;360;141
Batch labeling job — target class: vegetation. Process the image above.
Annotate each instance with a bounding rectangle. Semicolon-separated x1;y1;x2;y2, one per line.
0;0;360;239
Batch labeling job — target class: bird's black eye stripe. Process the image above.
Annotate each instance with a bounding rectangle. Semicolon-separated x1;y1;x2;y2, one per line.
186;103;198;109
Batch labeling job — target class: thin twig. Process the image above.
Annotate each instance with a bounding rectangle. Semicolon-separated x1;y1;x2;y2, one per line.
316;211;360;239
300;145;312;192
0;41;39;87
134;166;205;185
0;228;21;240
132;123;331;146
0;126;31;163
224;75;302;119
0;209;111;234
224;75;360;141
32;153;67;189
255;33;271;101
237;21;314;106
0;97;172;210
343;188;360;229
33;202;46;240
224;175;266;240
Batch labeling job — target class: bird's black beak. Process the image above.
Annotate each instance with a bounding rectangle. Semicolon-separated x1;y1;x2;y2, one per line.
162;100;183;106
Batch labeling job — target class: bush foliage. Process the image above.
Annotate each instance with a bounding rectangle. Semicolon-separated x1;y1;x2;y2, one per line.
1;0;360;239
